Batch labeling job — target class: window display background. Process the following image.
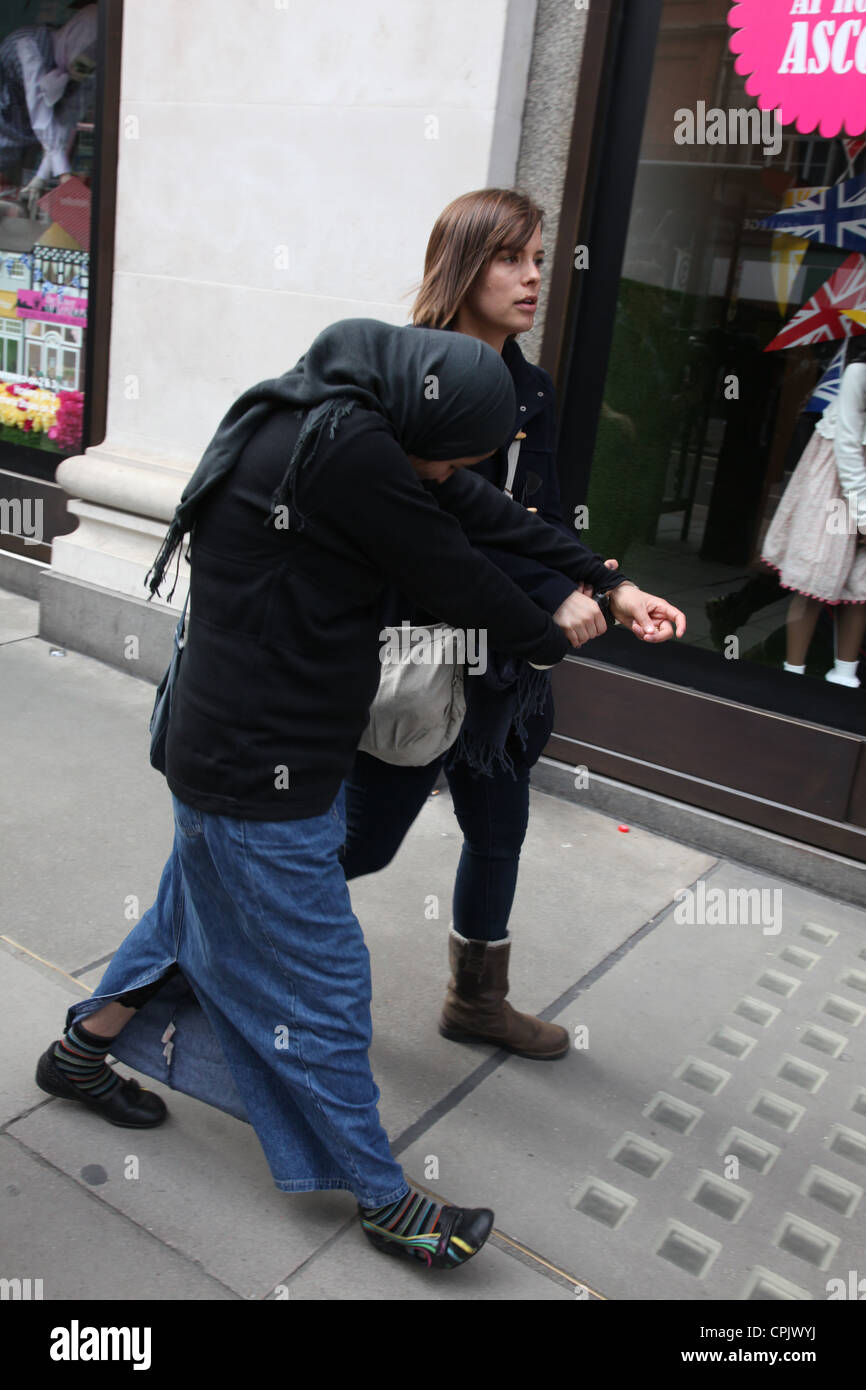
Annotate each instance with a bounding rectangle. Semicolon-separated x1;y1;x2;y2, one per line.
582;0;866;723
0;1;94;455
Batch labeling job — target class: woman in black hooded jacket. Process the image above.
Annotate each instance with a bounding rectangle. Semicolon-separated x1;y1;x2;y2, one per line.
35;318;682;1275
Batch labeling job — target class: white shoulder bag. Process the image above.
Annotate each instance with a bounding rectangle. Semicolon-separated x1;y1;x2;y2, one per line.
358;623;466;766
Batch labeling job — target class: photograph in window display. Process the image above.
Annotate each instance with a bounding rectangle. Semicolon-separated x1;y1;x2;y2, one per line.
761;333;866;688
0;2;97;210
0;3;95;453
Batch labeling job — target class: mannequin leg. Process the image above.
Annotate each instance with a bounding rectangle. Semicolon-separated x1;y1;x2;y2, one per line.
785;594;822;666
835;605;866;663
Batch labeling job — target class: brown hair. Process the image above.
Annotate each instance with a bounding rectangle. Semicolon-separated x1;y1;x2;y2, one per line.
412;188;544;330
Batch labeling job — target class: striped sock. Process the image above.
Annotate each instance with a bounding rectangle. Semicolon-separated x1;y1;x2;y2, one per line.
53;1021;121;1100
360;1186;477;1267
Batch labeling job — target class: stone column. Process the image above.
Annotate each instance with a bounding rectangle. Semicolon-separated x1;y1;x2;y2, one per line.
42;0;539;680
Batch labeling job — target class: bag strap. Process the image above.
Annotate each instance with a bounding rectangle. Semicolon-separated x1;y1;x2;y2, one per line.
503;437;522;497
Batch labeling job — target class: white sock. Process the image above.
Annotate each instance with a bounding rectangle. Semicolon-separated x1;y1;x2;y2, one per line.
832;659;860;680
784;662;806;674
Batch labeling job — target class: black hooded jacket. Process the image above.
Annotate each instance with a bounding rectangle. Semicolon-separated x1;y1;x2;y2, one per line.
165;404;622;820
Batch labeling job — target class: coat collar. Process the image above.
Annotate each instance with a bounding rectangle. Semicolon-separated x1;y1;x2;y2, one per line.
502;336;550;431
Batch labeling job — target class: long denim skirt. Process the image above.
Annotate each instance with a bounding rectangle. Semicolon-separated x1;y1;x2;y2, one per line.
65;787;408;1208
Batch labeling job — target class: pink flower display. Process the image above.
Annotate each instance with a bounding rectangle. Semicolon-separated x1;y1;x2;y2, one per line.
728;0;866;139
47;390;84;452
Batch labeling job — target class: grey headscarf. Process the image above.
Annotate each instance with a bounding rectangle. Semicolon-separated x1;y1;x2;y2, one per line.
146;318;516;598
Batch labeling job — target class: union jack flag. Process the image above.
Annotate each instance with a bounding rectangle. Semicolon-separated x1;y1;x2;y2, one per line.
769;186;825;317
758;174;866;254
765;253;866;351
806;345;845;413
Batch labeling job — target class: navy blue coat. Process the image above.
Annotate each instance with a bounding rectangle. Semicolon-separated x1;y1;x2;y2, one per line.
470;337;578;766
473;336;577;618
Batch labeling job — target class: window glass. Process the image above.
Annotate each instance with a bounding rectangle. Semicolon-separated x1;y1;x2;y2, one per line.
586;0;866;707
0;2;96;456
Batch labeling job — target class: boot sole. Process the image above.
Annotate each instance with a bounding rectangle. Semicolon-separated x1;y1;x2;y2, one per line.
438;1024;570;1060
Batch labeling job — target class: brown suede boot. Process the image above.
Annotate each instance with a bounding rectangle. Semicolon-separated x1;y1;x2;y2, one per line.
438;930;570;1060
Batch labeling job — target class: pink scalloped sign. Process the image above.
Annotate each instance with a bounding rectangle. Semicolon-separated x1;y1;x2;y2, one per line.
728;1;866;138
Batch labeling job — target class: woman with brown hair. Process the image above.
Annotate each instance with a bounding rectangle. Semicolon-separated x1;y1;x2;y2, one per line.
343;189;673;1059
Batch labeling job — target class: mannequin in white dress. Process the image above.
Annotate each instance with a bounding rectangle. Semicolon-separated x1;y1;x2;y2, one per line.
762;335;866;687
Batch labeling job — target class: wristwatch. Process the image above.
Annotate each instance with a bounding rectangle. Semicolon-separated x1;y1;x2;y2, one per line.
592;588;615;631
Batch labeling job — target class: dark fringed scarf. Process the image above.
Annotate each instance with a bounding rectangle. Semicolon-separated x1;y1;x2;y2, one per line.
145;318;516;601
146;395;358;600
445;653;552;779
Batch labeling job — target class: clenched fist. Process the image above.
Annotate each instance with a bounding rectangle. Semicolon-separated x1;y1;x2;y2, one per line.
551;590;608;647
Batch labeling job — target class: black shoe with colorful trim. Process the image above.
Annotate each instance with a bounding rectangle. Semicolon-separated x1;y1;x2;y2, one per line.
359;1191;493;1270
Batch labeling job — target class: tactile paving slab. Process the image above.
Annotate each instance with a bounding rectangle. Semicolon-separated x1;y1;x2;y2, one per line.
397;862;866;1300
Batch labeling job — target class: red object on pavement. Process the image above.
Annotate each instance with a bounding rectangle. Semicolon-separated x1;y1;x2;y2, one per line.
618;825;630;833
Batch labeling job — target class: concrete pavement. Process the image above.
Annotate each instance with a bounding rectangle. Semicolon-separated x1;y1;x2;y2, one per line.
2;587;865;1301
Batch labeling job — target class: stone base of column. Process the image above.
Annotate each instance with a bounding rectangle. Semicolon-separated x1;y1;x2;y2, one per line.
40;444;191;676
50;496;189;605
51;445;191;605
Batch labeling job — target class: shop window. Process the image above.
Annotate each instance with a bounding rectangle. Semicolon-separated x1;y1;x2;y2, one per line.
0;2;96;458
584;0;866;720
